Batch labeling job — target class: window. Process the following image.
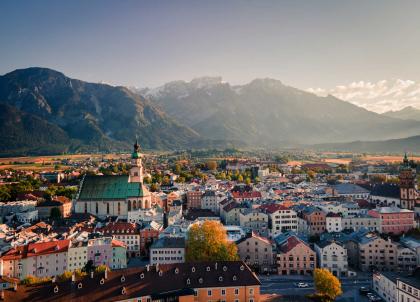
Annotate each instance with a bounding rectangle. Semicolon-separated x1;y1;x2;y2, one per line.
235;288;239;295
221;289;226;295
208;290;212;296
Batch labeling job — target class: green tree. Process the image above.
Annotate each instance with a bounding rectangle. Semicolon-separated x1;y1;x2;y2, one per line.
50;207;62;220
245;177;251;185
313;268;342;301
186;221;239;262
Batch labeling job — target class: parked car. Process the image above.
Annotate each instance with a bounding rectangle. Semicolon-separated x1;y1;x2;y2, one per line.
296;282;309;288
359;287;371;295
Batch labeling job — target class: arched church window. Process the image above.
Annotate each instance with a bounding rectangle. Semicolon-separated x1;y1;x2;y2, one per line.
118;202;121;215
107;203;110;214
133;200;137;210
95;202;98;214
128;200;131;211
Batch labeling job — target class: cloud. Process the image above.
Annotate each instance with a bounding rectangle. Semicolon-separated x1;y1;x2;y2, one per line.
307;79;420;113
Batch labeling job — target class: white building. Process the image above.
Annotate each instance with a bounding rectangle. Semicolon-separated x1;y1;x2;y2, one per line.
127;207;164;225
259;204;298;238
372;272;397;302
15;209;38;223
67;241;87;272
341;215;380;232
150;237;185;265
326;213;342;233
315;240;348;277
200;191;218;214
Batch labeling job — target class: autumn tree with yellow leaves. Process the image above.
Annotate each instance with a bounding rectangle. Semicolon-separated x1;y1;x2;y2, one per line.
313;268;342;301
186;220;239;262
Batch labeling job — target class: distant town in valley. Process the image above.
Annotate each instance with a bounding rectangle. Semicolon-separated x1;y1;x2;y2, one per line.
0;141;419;301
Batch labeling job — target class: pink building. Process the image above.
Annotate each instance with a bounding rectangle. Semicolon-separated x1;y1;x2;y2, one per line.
87;237;114;267
368;207;414;235
276;235;316;275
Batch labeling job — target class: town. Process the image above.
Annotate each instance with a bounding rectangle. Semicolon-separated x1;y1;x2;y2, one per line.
0;141;418;301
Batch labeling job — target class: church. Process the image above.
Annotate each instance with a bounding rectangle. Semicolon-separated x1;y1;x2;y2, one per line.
75;140;151;218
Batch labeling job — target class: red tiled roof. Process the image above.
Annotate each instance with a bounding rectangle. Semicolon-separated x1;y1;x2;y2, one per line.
258;203;289;214
231;191;262;199
98;222;140;235
111;239;126;248
279;236;305;253
1;240;70;261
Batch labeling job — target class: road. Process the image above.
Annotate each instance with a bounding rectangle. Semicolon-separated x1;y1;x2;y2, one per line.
259;274;373;301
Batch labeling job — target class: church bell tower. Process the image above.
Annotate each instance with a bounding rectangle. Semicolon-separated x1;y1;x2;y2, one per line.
399;152;417;210
129;139;143;183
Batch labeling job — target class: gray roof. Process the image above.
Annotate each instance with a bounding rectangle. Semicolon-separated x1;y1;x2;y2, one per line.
333;183;370;195
150;237;185;249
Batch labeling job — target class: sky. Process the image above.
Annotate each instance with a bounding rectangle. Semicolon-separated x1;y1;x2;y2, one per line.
1;0;420;112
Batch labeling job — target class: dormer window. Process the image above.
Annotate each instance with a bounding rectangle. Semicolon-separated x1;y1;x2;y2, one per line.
121;287;126;295
206;266;210;272
158;271;163;276
78;283;83;289
223;266;227;271
219;276;223;282
191;267;196;273
140;273;144;279
240;265;245;271
199;278;203;284
233;275;237;281
54;286;59;293
174;268;179;274
121;275;125;282
186;278;190;285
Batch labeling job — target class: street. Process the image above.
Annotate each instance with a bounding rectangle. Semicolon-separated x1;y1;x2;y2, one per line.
259;274;373;301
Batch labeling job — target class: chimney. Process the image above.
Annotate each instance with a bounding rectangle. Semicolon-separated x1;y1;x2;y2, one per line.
156;263;159;272
104;268;108;280
13;283;17;291
71;272;76;282
90;271;94;279
146;265;150;272
0;290;4;300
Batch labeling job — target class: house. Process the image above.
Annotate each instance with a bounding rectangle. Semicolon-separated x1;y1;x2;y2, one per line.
139;221;162;257
0;240;70;279
201;190;218;214
372;271;420;302
150;237;185;265
75;141;152;218
314;240;348;277
259;203;298;238
368;207;414;235
275;233;316;275
300;207;326;236
325;212;342;233
341;215;380;232
187;190;202;209
2;261;261;302
221;202;244;225
98;221;141;257
36;197;72;219
236;232;275;273
87;237;127;270
355;233;398;272
239;208;269;237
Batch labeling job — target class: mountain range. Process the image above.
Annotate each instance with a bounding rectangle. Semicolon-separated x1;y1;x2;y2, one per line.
382;106;420;121
0;68;198;156
1;67;420;156
140;77;420;146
